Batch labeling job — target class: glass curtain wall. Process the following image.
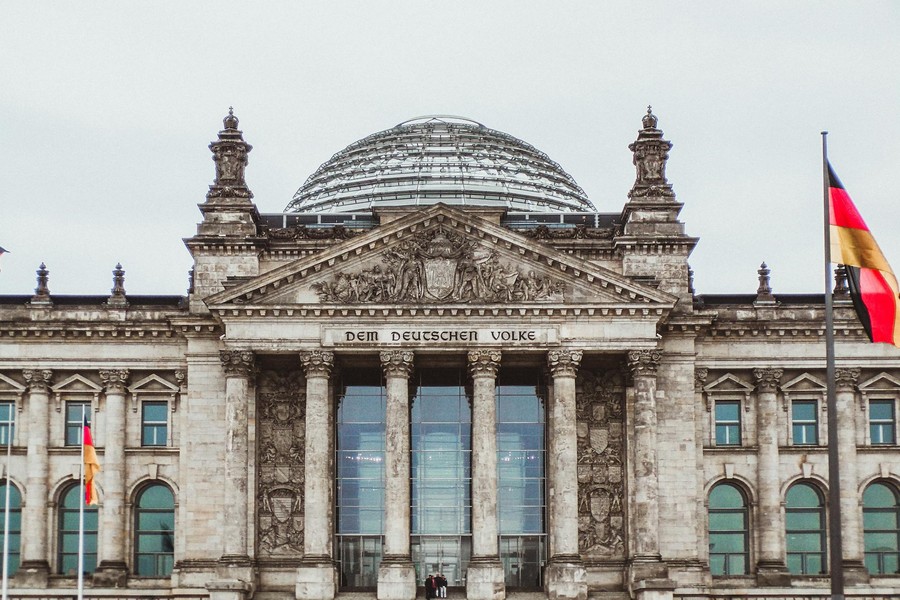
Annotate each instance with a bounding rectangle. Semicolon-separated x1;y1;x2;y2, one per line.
497;367;546;589
411;368;472;588
336;367;386;588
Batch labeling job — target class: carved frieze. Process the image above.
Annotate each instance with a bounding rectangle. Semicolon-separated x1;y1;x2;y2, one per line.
312;226;565;304
268;224;361;241
520;224;617;240
576;368;626;558
256;370;306;556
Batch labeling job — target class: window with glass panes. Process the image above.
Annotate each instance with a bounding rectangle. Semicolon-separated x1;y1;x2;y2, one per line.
863;482;900;575
141;401;168;446
708;483;749;575
791;400;818;445
714;400;741;446
65;402;90;446
785;483;826;574
58;484;98;575
0;482;21;575
134;483;175;576
0;402;14;447
869;400;896;445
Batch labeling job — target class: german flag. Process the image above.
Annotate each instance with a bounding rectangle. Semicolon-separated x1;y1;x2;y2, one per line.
828;163;900;347
83;416;101;505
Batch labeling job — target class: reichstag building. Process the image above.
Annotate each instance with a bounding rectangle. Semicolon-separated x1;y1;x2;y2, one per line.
0;110;898;600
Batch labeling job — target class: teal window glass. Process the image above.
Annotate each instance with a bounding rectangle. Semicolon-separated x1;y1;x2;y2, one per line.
714;400;741;446
0;482;21;575
792;400;818;445
65;402;90;446
336;367;385;588
863;482;900;574
141;401;168;446
869;400;896;445
58;484;98;575
785;483;826;574
708;483;749;575
0;402;14;446
134;484;175;576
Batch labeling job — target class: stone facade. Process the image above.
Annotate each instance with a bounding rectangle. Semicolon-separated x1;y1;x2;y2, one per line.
0;111;897;600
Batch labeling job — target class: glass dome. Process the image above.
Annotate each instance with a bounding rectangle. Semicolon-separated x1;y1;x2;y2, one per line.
286;116;594;213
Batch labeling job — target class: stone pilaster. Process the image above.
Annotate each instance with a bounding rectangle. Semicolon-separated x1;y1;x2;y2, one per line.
16;369;52;586
834;368;868;583
752;367;789;585
378;350;416;600
545;349;586;600
94;369;130;587
467;350;505;600
296;350;337;600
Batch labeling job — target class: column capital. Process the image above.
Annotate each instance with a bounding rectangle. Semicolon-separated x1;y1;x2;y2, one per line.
220;350;256;378
468;349;501;378
753;367;782;392
694;367;709;393
99;369;130;394
22;369;53;392
627;349;661;376
300;350;335;378
547;349;583;378
380;350;414;379
835;367;861;391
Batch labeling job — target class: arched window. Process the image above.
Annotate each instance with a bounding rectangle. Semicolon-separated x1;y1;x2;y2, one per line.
58;484;98;575
863;482;900;574
785;482;826;574
134;483;175;576
708;483;749;575
0;481;21;575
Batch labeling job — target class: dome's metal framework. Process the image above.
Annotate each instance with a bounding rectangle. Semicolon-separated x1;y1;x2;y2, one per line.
286;116;595;214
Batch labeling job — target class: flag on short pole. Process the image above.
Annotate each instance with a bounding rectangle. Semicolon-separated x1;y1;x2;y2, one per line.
827;163;900;347
82;416;100;505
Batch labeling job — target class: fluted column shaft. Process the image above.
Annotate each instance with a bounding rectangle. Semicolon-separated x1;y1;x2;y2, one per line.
300;350;335;560
20;369;53;573
628;350;661;559
381;350;414;558
753;368;786;570
220;351;255;560
547;350;582;560
835;368;862;564
469;350;502;558
97;369;129;569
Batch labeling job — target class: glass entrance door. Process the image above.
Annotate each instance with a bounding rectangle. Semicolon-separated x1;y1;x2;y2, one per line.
412;536;472;587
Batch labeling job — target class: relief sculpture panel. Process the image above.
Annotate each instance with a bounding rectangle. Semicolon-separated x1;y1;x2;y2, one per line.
576;368;626;558
257;370;306;556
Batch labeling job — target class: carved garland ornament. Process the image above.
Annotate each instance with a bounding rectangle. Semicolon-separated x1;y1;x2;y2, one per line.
313;226;565;304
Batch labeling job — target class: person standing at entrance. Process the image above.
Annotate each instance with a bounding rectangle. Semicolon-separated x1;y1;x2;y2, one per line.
437;573;447;598
425;574;435;599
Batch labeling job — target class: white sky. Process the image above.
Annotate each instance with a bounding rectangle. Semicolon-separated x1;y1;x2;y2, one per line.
2;1;899;296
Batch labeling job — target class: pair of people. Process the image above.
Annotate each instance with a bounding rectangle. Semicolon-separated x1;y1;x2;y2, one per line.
424;573;447;598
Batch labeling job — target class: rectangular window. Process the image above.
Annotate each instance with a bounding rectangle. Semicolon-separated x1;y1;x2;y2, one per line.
714;400;741;446
65;402;90;446
792;400;818;445
141;401;168;447
0;402;14;446
870;399;896;445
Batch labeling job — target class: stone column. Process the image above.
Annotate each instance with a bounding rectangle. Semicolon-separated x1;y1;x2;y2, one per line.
94;369;129;587
545;349;586;600
296;350;337;600
378;350;416;600
16;369;53;586
834;368;868;583
752;367;789;585
467;350;505;600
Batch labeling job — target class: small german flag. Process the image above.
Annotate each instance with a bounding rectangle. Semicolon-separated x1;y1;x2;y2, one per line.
828;163;900;347
83;416;101;505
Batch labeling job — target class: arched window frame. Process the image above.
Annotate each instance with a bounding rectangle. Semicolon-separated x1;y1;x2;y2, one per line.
133;481;175;577
0;479;22;575
784;481;827;575
862;480;900;575
707;481;751;576
57;482;98;576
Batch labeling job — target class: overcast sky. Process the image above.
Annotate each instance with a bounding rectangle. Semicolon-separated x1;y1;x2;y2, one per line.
2;2;899;297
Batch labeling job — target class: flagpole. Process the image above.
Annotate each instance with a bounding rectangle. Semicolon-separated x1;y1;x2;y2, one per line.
78;406;86;600
822;131;844;600
1;409;12;600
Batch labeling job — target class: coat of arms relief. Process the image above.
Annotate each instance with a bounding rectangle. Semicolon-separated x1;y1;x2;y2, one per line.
576;368;626;558
312;226;565;303
257;370;306;556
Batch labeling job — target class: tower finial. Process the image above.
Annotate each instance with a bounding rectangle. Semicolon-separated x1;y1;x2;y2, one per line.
31;262;51;304
628;105;671;198
207;109;253;200
755;262;776;304
108;262;127;306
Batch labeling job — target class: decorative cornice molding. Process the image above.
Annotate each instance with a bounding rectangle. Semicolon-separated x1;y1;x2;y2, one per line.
22;369;53;392
627;349;661;376
99;369;130;394
835;367;861;392
380;350;414;379
547;349;583;378
299;350;334;378
220;350;256;378
468;349;501;378
753;368;783;392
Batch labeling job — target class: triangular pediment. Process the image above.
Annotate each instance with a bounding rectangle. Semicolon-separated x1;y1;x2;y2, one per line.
207;204;676;313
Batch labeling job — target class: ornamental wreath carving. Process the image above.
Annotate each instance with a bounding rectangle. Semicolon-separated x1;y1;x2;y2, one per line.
313;226;565;304
576;368;626;558
257;370;306;556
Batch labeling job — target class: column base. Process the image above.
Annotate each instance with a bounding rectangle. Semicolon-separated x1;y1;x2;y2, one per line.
633;578;676;600
296;557;337;600
377;555;417;600
207;578;254;600
14;559;50;587
755;560;790;586
842;559;870;585
217;554;255;584
465;557;505;600
545;555;587;600
93;560;128;587
628;554;666;583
